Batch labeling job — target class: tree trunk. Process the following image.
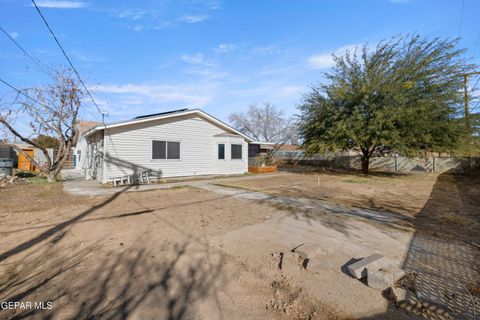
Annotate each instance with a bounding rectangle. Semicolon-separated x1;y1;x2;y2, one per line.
360;154;370;174
47;171;58;183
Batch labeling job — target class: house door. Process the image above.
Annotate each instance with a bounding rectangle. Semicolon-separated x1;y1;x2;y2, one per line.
18;149;34;171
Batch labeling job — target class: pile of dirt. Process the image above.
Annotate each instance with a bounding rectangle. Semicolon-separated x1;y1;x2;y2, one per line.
267;275;339;320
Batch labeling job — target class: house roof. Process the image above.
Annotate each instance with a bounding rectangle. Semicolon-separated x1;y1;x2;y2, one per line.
83;108;255;142
76;120;103;134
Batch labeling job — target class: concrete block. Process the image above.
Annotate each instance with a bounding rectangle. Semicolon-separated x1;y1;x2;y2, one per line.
368;264;406;290
293;242;322;259
385;287;409;307
347;253;385;279
306;258;330;273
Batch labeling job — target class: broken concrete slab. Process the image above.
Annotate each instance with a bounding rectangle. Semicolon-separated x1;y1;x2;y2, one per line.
292;242;322;259
306;258;330;273
347;253;386;279
384;287;412;307
367;264;406;290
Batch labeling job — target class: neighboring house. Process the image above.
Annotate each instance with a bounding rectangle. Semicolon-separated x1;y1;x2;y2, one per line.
74;120;102;171
79;108;255;184
275;144;301;151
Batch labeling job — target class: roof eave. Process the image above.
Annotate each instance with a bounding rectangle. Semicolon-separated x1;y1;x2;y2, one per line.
82;109;255;142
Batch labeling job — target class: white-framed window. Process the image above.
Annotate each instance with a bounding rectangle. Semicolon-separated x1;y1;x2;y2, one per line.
231;144;242;159
152;140;180;159
218;143;225;159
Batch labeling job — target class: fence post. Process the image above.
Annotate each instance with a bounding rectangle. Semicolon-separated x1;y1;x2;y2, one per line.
394;155;398;172
433;156;436;173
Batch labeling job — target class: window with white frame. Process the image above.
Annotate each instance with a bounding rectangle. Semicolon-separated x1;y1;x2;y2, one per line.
231;144;242;159
152;140;180;159
218;144;225;159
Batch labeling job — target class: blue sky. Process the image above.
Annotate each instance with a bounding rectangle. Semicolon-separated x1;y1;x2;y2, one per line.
1;0;479;126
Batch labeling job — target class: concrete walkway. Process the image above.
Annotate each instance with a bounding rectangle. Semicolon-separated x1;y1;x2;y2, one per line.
62;173;288;197
60;169;84;181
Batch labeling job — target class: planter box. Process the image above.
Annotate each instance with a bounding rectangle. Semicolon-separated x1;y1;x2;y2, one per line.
248;166;277;174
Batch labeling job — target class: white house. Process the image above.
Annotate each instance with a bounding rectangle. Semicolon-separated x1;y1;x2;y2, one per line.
78;108;254;183
74;120;102;171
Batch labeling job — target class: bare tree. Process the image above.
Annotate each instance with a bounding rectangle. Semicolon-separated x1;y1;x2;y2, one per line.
0;69;84;182
229;102;297;145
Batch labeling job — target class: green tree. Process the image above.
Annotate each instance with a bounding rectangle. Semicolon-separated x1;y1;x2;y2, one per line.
298;35;474;174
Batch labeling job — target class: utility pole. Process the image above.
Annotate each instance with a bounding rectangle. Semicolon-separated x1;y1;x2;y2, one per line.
463;71;480;133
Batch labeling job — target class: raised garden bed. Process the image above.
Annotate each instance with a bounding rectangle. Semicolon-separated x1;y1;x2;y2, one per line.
248;166;277;174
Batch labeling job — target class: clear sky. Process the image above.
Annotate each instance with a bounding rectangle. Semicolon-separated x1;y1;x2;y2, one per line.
1;0;479;126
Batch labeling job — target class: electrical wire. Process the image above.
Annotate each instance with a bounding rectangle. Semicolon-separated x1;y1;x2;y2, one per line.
0;77;51;109
31;0;105;123
0;26;54;78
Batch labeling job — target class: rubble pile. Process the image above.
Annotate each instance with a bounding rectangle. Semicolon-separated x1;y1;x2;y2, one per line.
0;174;29;187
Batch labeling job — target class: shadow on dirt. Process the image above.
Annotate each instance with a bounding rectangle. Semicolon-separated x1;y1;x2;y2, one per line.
0;240;224;319
0;185;134;263
359;171;480;320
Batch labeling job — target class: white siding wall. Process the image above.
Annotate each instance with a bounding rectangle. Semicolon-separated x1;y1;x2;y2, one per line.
102;114;248;183
74;136;88;171
84;131;105;182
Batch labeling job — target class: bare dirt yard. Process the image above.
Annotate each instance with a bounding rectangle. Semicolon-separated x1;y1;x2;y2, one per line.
216;167;480;242
0;168;479;319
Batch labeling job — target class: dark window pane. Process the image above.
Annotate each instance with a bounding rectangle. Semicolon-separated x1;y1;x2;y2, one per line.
152;141;166;159
218;144;225;159
231;144;242;159
248;144;260;157
167;141;180;159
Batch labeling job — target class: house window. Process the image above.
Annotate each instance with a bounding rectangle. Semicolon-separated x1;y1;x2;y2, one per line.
152;140;180;159
167;141;180;159
231;144;242;159
218;144;225;159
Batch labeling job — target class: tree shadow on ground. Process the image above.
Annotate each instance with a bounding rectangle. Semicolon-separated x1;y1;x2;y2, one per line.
358;171;480;320
0;240;224;320
0;185;134;263
278;163;410;178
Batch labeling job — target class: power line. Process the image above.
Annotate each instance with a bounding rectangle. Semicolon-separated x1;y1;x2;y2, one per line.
471;75;480;92
0;26;53;77
0;76;103;124
0;76;52;110
30;0;105;123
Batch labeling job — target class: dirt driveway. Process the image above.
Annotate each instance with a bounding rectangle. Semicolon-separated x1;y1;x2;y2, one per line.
0;170;478;319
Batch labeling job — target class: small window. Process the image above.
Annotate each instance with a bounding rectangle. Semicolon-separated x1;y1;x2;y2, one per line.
218;144;225;159
167;141;180;159
231;144;242;159
152;141;166;159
